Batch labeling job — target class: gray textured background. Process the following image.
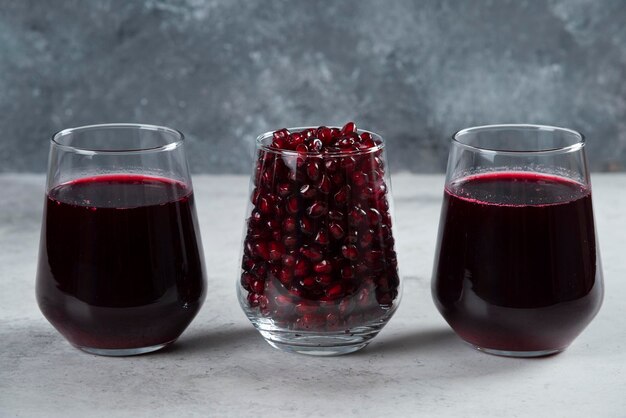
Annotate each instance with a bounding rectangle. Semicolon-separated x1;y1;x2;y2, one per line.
1;0;625;173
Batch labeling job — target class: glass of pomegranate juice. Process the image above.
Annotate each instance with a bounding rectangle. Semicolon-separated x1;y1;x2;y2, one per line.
238;123;401;355
36;124;207;356
432;124;604;357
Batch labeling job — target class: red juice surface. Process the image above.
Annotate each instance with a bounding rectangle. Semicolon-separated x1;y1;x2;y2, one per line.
432;171;603;352
36;174;206;350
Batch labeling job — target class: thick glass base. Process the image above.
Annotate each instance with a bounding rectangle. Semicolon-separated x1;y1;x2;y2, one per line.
76;340;175;357
472;345;564;358
257;325;383;356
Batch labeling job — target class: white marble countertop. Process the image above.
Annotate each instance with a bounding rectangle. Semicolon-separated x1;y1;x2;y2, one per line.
1;173;625;417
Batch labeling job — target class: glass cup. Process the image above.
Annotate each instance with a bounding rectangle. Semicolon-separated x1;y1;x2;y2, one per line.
36;123;207;356
237;126;401;355
432;124;604;357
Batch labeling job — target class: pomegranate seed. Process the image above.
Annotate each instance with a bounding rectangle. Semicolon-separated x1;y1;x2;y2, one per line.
333;175;347;191
341;244;359;260
268;241;285;261
291;132;304;146
382;212;392;227
300;217;314;235
341;265;354;280
355;262;369;275
253;263;268;277
272;138;286;149
328;210;343;221
274;128;290;140
300;184;317;199
324;159;338;173
314;229;330;245
254;242;270;260
341;121;357;135
316;274;333;285
310;138;323;152
374;183;387;201
249;209;262;225
274;205;285;220
241;256;255;271
378;292;393;305
314;260;333;274
365;250;384;271
300;277;316;288
376;276;390;291
358;187;374;201
317;175;331;194
277;182;291;197
301;245;323;261
334;185;350;206
248;292;261;307
348;206;367;226
345;231;359;245
360;132;376;148
286;196;299;214
294;258;309;277
283;235;298;249
266;219;280;230
283;216;297;233
251;280;265;294
380;224;392;241
352;171;368;187
278;268;293;285
367;208;381;227
251;188;261;205
282;254;296;267
317;126;333;144
340;156;356;172
359;229;375;248
307;201;328;218
240;272;255;290
326;284;344;299
329;222;345;239
306;160;321;181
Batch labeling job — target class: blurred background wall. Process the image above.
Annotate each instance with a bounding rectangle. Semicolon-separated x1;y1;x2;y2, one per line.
0;0;625;173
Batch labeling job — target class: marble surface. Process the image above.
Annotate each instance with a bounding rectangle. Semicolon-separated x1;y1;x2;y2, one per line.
1;0;626;173
1;173;625;417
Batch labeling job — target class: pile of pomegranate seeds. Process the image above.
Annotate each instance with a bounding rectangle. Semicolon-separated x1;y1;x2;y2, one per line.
241;122;400;332
269;122;380;153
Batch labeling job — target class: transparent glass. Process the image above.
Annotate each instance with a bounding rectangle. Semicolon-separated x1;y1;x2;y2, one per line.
432;124;604;357
36;124;207;356
238;127;402;355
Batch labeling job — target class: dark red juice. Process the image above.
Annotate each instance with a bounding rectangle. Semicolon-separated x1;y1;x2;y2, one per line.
36;174;206;350
432;172;603;353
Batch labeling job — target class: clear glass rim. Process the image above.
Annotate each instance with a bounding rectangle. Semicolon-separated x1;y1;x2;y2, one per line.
256;126;385;156
453;124;585;155
51;123;185;155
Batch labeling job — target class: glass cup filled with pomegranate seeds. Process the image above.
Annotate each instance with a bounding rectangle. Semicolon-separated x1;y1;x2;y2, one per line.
238;122;401;355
